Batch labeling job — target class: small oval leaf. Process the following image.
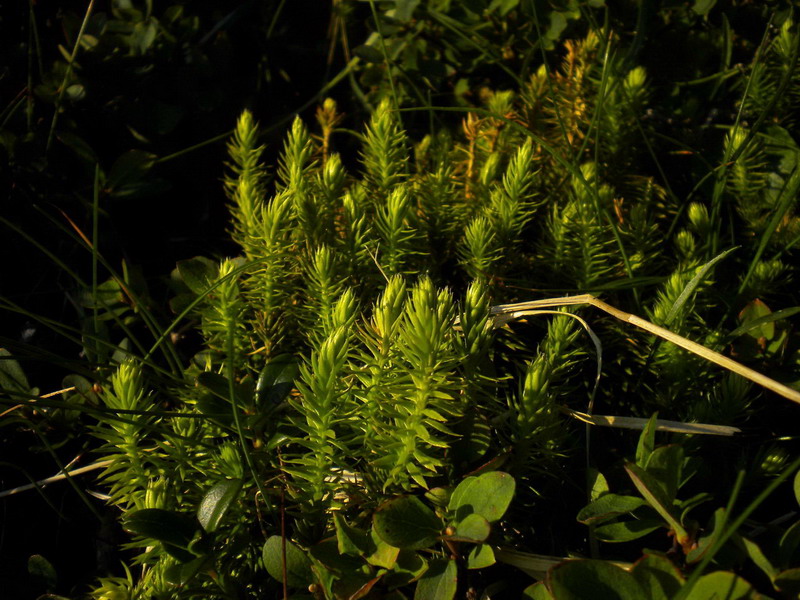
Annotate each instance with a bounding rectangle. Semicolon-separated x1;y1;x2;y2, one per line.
123;508;198;548
28;554;57;590
262;535;314;588
775;567;800;596
197;479;243;532
177;256;218;295
794;469;800;508
630;553;684;599
577;494;648;525
333;512;371;556
366;528;400;569
686;571;757;599
164;555;208;586
594;519;663;543
448;471;515;522
548;559;645;600
373;496;442;550
523;582;554;599
353;44;384;63
451;513;490;543
644;445;684;502
414;558;457;600
466;544;495;570
625;462;688;546
256;355;299;407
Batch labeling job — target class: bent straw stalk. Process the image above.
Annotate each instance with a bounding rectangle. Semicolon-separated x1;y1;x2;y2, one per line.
490;294;800;405
561;407;741;436
0;459;113;499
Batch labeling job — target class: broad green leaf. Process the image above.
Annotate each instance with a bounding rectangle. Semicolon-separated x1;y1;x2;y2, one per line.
663;247;737;327
466;544;495;569
645;445;684;502
78;278;126;311
577;494;648;525
131;19;157;54
353;44;384;63
0;349;32;394
414;558;457;600
692;0;716;16
794;469;800;508
262;535;314;588
733;299;792;360
425;486;450;510
65;83;85;101
384;550;428;590
107;150;157;198
543;10;568;48
678;491;714;521
448;471;515;522
111;337;133;365
726;306;800;342
123;508;197;548
764;125;800;175
688;508;726;564
775;568;800;596
625;462;688;546
738;299;775;341
58;130;99;164
685;571;757;599
373;496;442;550
450;513;490;543
594;519;663;543
28;554;57;590
338;575;382;600
62;374;96;402
196;392;232;422
197;371;247;405
547;559;645;600
366;528;400;569
523;582;554;599
176;256;218;295
81;316;111;364
197;479;242;532
392;0;420;21
188;534;212;557
738;535;776;580
588;469;609;502
488;0;520;17
630;553;684;599
164;555;208;586
256;355;299;407
779;520;800;569
123;508;198;563
334;512;371;556
308;539;369;577
636;413;658;467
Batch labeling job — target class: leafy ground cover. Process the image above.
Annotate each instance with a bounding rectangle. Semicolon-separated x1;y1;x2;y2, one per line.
2;1;800;598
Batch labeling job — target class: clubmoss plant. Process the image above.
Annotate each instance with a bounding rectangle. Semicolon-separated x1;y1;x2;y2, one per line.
3;16;800;599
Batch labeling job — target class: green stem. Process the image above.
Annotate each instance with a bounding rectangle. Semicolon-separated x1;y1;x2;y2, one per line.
46;0;96;155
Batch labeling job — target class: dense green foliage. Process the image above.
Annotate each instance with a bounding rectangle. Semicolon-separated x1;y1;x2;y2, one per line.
3;1;800;599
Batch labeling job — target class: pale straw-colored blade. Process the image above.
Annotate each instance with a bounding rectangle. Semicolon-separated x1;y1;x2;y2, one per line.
561;407;741;436
0;459;113;499
493;546;631;580
490;294;800;405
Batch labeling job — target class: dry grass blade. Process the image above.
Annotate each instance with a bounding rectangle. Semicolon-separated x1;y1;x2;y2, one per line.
0;459;113;499
490;295;800;405
492;547;571;580
493;546;631;580
561;407;741;436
